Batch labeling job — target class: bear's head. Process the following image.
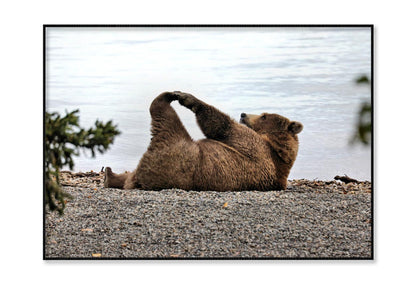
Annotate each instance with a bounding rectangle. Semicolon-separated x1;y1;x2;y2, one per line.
240;112;303;166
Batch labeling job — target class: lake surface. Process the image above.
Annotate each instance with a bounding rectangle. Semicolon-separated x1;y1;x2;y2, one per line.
46;27;372;181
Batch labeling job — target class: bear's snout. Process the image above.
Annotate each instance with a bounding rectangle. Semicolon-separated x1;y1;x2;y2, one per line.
240;113;260;129
240;113;250;127
240;113;247;124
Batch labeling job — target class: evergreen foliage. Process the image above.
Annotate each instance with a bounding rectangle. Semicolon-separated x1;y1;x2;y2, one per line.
351;75;372;145
45;109;120;214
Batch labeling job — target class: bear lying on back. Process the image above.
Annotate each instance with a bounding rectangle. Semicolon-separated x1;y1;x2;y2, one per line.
104;91;303;191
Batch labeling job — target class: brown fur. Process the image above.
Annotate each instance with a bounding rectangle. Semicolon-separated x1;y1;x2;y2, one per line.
104;91;302;191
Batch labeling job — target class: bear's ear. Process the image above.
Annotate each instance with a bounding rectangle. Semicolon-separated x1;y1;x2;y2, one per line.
288;121;303;134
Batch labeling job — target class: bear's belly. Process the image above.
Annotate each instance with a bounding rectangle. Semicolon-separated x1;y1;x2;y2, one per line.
193;141;277;191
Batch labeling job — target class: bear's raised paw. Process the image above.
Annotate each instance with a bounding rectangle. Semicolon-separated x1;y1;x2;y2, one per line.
173;91;199;112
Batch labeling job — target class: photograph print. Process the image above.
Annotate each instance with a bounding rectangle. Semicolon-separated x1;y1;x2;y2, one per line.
44;25;373;259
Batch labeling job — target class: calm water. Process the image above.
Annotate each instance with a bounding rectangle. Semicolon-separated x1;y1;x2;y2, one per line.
46;27;372;181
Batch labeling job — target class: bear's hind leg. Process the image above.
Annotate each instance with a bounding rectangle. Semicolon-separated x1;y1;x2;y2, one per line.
104;167;131;189
149;92;192;146
123;169;139;190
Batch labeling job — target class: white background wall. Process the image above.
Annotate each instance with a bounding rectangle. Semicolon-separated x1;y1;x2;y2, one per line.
0;0;414;282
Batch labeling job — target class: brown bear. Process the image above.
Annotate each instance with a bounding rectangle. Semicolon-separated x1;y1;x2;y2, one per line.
104;91;302;191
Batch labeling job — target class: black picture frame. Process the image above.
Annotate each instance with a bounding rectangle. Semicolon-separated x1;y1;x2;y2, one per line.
43;24;374;260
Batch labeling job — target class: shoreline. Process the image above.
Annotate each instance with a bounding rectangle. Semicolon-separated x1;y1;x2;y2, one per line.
58;170;372;194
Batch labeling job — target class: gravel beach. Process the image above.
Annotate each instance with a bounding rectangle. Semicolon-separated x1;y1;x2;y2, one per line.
44;171;372;259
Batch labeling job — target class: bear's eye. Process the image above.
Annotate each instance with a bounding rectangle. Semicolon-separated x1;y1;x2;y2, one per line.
261;114;266;120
